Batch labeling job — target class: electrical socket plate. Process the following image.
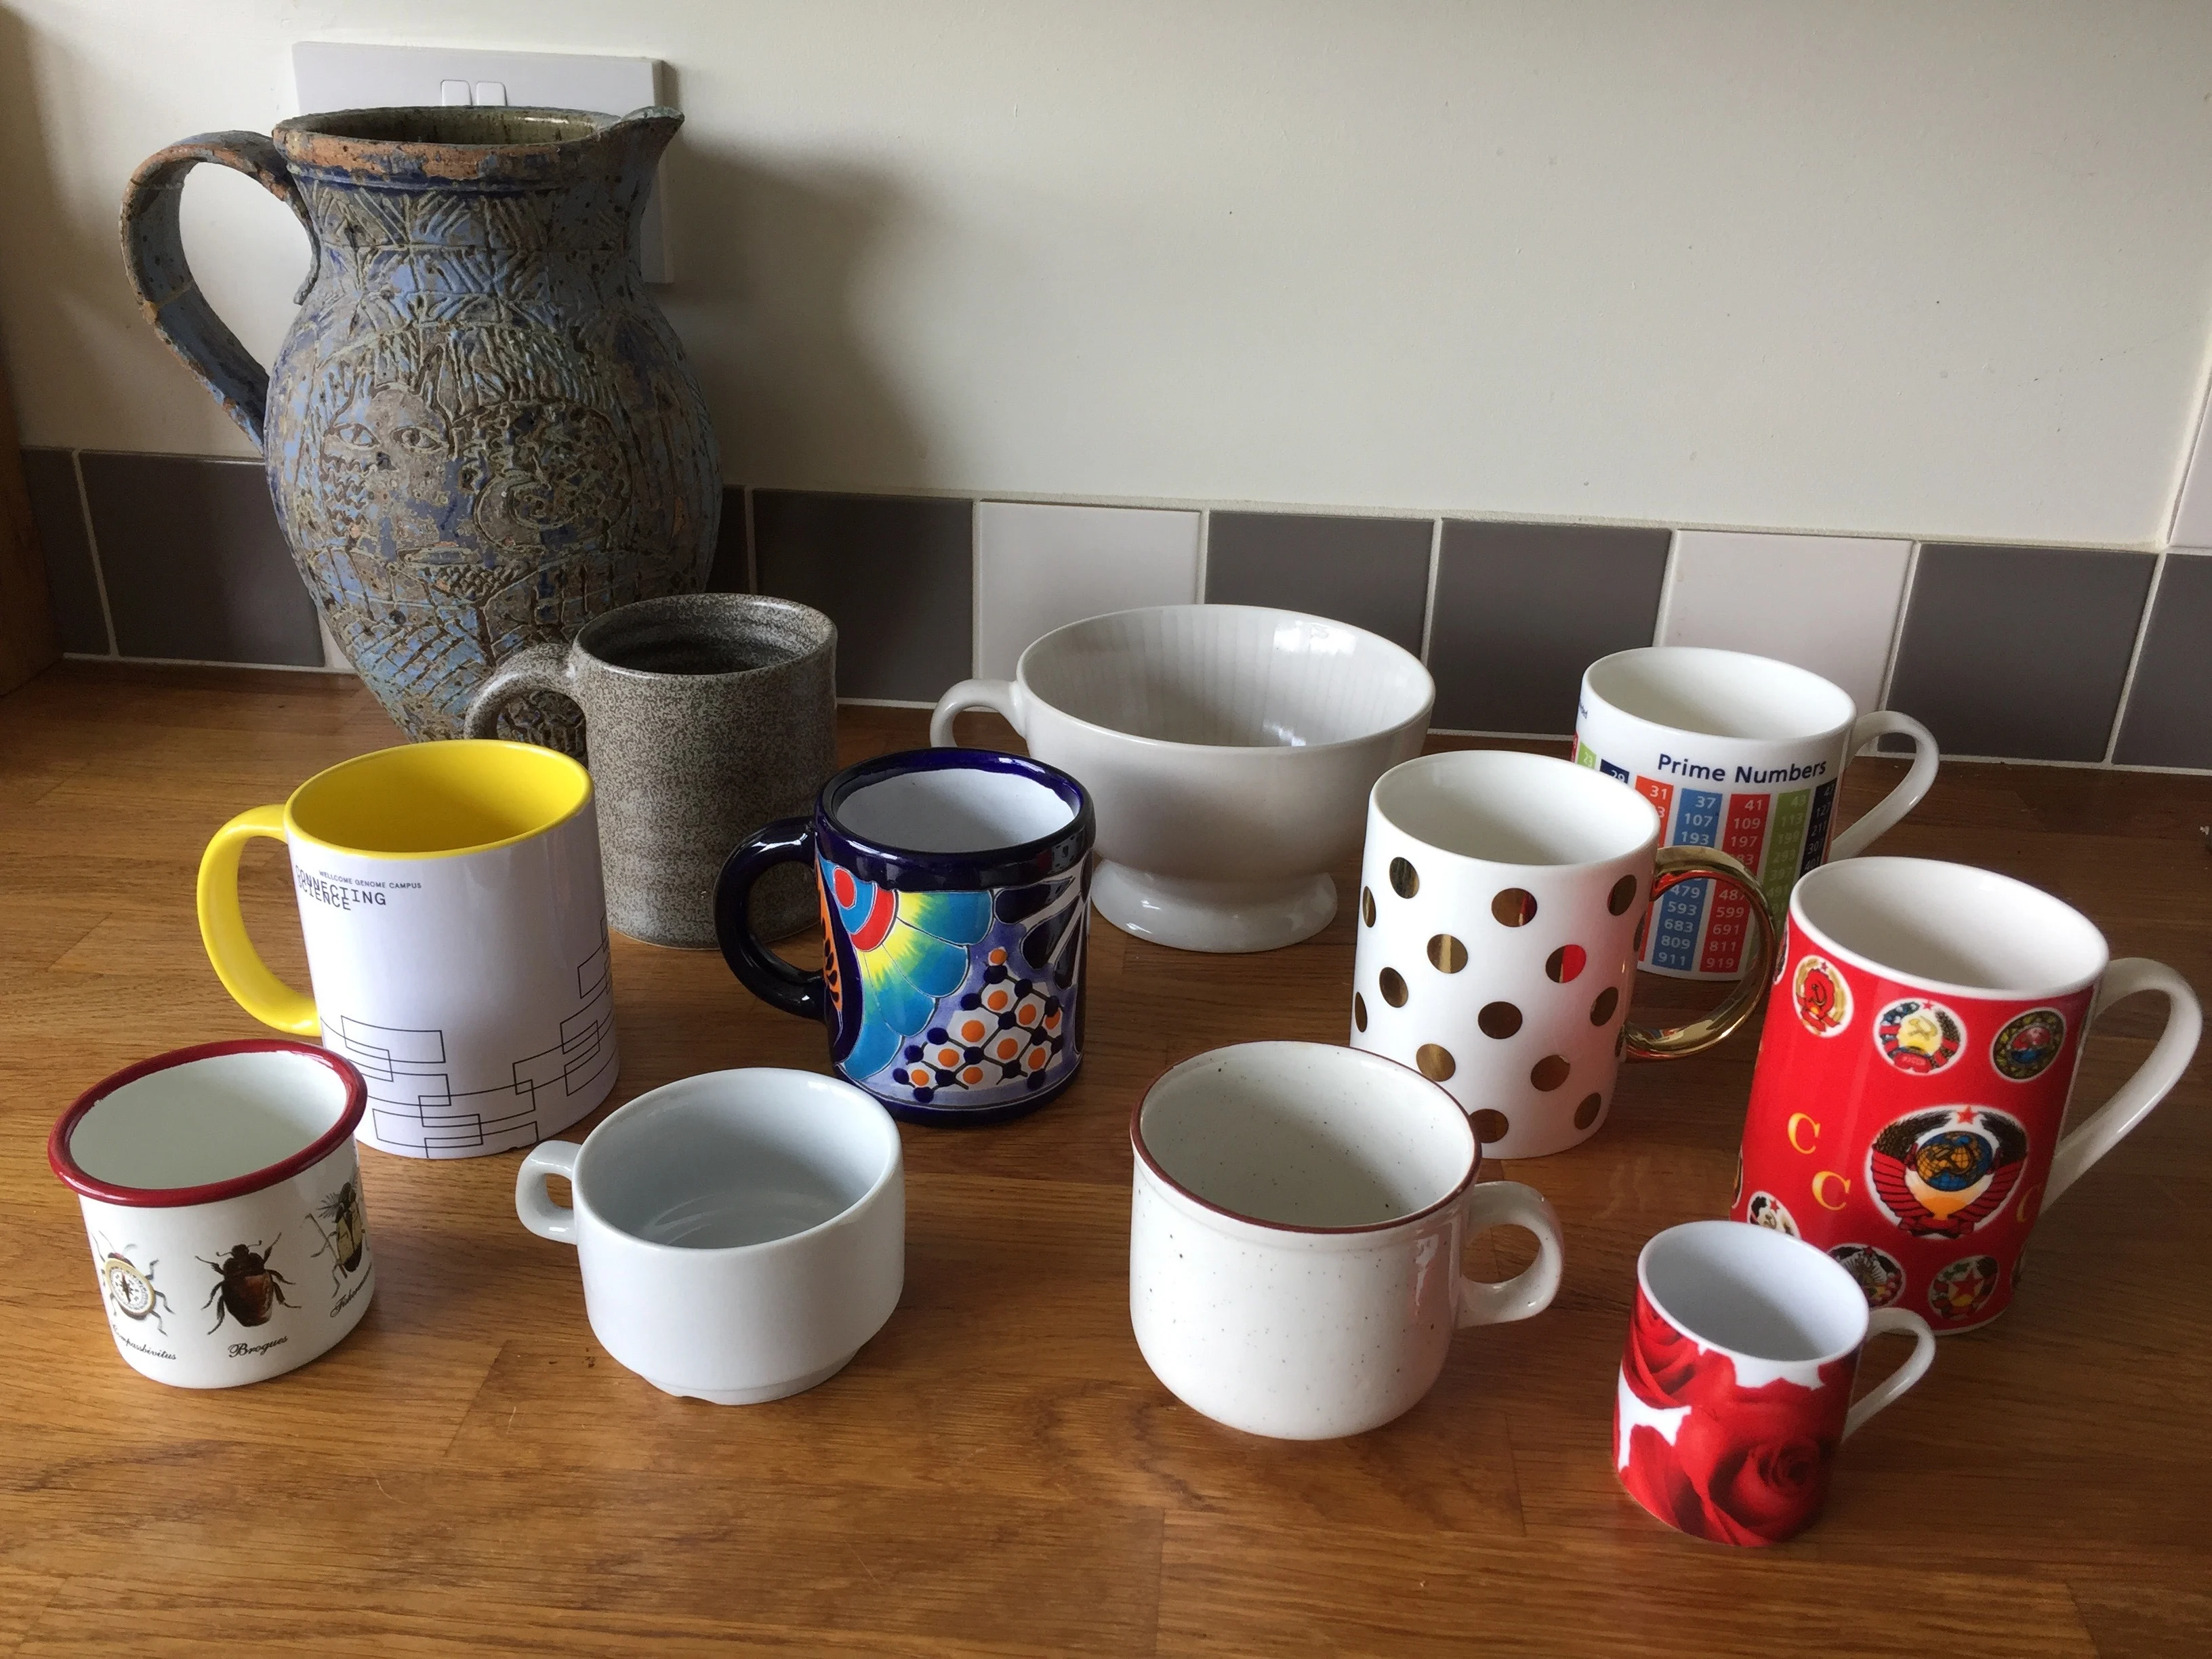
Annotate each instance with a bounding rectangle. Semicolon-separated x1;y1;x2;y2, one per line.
291;42;670;282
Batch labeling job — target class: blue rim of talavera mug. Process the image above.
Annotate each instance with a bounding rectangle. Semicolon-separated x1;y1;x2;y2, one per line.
817;747;1094;892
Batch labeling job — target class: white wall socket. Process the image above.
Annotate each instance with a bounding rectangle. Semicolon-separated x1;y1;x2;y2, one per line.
290;42;671;282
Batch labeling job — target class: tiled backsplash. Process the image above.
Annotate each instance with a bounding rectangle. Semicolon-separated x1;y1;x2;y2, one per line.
24;447;2211;772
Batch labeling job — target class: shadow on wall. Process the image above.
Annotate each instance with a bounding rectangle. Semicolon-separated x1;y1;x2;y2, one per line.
659;138;931;491
0;7;178;451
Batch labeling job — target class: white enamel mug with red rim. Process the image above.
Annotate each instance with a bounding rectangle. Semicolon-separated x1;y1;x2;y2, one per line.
49;1040;375;1388
1130;1041;1565;1440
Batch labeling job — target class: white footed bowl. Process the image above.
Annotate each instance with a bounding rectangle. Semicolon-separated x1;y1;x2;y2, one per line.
932;606;1434;951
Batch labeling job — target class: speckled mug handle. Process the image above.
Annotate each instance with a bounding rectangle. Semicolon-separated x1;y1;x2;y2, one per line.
462;642;580;740
1455;1180;1565;1328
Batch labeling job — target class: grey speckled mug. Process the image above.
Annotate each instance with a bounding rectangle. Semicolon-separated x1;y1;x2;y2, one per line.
466;594;837;948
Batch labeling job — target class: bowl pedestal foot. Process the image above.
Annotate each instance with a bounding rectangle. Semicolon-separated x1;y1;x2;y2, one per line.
1090;863;1336;953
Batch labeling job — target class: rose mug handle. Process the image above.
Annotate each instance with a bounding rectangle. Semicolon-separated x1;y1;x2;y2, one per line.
1828;711;1940;860
930;678;1024;747
1455;1181;1566;1328
2043;959;2202;1208
1842;1308;1937;1439
516;1141;581;1244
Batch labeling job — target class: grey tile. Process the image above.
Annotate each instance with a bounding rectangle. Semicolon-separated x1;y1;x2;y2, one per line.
1887;543;2152;762
1427;521;1672;734
20;448;106;655
706;485;750;592
2114;552;2212;769
753;490;972;702
1203;512;1432;654
79;452;321;666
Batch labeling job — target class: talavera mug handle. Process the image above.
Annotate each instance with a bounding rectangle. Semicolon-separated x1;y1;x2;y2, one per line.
464;642;581;739
714;818;826;1021
120;131;319;452
1455;1181;1566;1328
1828;711;1940;860
2043;959;2203;1208
930;679;1023;747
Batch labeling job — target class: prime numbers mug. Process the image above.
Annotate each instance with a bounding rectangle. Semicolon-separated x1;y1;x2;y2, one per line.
1576;647;1938;981
197;741;619;1159
1735;857;2201;1332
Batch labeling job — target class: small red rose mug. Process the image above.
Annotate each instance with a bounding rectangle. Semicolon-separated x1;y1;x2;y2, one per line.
1734;857;2201;1332
1616;1219;1936;1546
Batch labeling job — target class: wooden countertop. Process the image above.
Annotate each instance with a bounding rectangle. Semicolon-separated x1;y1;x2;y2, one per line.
3;662;2208;1657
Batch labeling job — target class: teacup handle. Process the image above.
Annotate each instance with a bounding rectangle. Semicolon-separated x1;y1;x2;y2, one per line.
930;678;1023;747
464;642;579;740
516;1141;582;1244
1624;846;1778;1059
1456;1180;1565;1328
2044;958;2203;1208
714;817;825;1020
1828;711;1940;861
1842;1308;1936;1439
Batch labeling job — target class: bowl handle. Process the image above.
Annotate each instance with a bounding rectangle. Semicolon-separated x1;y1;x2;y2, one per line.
930;678;1022;747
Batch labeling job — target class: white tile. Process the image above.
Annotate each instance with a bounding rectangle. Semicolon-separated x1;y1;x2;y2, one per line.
1656;530;1912;714
2169;389;2212;548
975;501;1202;678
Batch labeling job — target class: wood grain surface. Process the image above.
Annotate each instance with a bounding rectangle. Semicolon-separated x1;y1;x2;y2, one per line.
3;661;2207;1657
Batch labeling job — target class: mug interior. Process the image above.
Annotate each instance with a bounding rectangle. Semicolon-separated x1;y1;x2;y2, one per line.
1374;749;1658;866
1641;1220;1866;1363
288;740;591;857
1586;647;1856;742
582;596;832;678
1022;606;1432;750
66;1048;354;1194
1136;1042;1476;1230
1795;857;2107;995
579;1071;897;1249
834;757;1078;854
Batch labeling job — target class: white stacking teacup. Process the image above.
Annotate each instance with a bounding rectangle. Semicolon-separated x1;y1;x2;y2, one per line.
1130;1041;1565;1439
517;1068;904;1404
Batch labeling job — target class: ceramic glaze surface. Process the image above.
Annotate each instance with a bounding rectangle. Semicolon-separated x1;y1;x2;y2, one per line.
1735;858;2200;1331
121;107;720;745
1575;647;1938;980
516;1069;903;1405
1129;1042;1563;1440
1615;1221;1935;1546
51;1043;376;1389
466;594;838;947
931;605;1433;952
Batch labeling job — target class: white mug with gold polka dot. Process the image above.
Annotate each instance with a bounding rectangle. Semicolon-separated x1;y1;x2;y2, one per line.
1349;750;1778;1158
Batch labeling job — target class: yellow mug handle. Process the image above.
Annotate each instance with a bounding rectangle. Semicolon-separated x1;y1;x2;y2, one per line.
197;804;320;1036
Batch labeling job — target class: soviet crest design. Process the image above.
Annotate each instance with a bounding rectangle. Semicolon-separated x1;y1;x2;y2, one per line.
1828;1243;1905;1309
1928;1254;2001;1322
1991;1008;2066;1082
1867;1107;2029;1239
1877;998;1964;1076
1792;955;1851;1037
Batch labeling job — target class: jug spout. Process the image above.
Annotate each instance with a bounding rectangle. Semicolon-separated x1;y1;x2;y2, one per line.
607;105;684;174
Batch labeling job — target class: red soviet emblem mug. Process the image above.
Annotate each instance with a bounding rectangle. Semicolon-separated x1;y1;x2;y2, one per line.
1735;857;2202;1332
1615;1220;1936;1546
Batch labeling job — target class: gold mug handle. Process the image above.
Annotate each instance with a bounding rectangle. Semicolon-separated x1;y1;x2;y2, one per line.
1623;847;1777;1059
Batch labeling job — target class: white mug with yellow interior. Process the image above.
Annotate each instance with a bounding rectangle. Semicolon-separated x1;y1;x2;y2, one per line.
197;741;618;1159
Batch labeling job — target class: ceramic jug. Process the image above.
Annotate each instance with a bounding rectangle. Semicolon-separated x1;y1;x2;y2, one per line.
121;106;720;745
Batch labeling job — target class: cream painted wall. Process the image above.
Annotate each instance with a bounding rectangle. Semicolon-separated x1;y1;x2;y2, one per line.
1;1;2210;545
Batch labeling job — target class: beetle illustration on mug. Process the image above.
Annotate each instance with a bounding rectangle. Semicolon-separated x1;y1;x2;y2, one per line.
202;1239;295;1332
308;1181;367;1295
97;1240;173;1335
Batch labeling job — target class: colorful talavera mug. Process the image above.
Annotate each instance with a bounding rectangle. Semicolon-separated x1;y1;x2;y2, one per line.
1734;857;2201;1331
716;749;1094;1124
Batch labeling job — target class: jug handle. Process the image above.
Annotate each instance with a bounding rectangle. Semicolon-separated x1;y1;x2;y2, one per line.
119;132;316;453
